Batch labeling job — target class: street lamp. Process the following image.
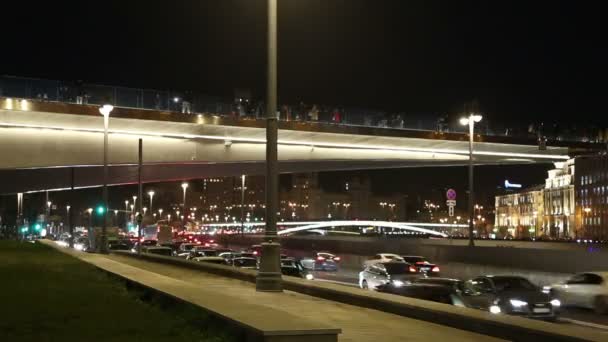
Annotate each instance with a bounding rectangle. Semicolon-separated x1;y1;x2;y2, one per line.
256;0;282;292
66;205;72;247
181;182;189;210
148;190;155;212
460;113;482;247
132;196;137;212
241;175;246;236
99;104;113;254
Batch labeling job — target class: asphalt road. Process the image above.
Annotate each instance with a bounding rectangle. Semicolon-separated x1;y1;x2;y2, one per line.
309;268;608;332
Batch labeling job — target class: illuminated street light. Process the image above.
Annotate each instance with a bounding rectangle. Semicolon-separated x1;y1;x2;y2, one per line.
181;182;189;209
98;104;113;254
460;113;483;247
148;190;155;212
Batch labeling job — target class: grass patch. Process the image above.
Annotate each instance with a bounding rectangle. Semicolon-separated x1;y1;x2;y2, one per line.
0;241;237;342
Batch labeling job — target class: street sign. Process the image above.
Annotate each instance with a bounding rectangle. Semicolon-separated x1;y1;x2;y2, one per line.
446;190;457;217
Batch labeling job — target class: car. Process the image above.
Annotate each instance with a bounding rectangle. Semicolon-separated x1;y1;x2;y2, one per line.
186;248;218;260
191;256;227;264
300;252;339;271
359;262;422;290
141;239;158;246
401;256;441;276
545;272;608;314
363;253;404;268
281;258;314;280
409;278;482;308
466;276;560;321
176;243;197;258
230;257;258;269
142;246;173;256
219;251;241;262
73;237;91;252
108;240;131;251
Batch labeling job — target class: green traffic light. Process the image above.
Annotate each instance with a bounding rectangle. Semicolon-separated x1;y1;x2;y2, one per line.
34;224;41;231
96;206;106;215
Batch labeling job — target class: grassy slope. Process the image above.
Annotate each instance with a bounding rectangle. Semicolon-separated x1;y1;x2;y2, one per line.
0;241;231;342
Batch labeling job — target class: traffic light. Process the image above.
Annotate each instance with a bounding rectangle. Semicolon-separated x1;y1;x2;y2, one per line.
34;224;41;231
96;205;106;215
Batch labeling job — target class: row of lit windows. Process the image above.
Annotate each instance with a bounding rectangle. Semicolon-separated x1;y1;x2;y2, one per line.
580;173;608;186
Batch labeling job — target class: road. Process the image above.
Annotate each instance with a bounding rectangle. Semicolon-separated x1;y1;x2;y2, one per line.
308;267;608;332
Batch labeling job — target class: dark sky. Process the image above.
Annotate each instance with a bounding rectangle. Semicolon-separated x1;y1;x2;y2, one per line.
1;0;606;125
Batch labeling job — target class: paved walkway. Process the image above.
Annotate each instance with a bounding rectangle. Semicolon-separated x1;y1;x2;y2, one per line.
64;248;503;342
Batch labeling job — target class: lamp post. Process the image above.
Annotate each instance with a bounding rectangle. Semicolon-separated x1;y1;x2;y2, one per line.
257;0;282;292
241;175;246;236
132;196;137;213
181;182;189;210
460;114;482;247
99;104;113;253
66;205;72;248
148;190;155;213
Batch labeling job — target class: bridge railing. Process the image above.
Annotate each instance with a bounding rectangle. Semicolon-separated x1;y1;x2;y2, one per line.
0;75;601;143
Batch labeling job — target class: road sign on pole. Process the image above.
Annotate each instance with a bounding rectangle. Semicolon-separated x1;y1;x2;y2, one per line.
446;189;457;217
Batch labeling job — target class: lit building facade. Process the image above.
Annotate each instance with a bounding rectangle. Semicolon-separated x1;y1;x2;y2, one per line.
495;185;544;238
575;154;608;240
543;159;575;238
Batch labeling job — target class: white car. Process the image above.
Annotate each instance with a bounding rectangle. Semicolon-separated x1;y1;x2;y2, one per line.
363;253;404;268
545;272;608;314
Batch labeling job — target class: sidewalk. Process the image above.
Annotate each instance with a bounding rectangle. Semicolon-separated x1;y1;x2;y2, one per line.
66;249;503;342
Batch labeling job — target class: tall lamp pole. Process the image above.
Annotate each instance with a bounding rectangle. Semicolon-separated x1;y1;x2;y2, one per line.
99;104;113;254
240;175;246;236
181;183;188;210
148;191;155;213
66;205;72;248
460;114;482;247
256;0;283;292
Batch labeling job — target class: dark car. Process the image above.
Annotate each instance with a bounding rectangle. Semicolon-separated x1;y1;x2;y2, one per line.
281;258;314;280
230;257;258;269
466;276;559;321
300;252;339;271
108;240;131;251
359;262;422;290
401;256;440;276
187;248;218;260
407;278;482;308
142;246;173;256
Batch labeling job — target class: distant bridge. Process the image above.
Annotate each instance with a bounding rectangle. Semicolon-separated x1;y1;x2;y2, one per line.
200;220;467;238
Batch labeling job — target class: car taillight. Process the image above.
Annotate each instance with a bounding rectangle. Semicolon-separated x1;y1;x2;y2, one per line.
333;256;341;261
253;251;258;255
317;256;326;261
409;266;417;273
432;266;440;273
209;240;214;243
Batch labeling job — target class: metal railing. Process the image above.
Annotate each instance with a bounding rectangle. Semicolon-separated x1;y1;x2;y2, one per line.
0;75;602;143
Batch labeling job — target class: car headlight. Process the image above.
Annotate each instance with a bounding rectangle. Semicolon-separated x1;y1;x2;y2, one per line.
509;299;528;308
305;273;314;280
489;305;501;314
550;299;561;307
392;280;405;287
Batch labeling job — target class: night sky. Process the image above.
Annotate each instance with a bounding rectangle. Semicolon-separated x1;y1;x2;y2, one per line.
0;1;602;222
1;0;606;125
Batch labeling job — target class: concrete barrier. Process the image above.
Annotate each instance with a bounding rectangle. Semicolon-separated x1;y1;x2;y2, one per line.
114;251;603;341
225;235;608;275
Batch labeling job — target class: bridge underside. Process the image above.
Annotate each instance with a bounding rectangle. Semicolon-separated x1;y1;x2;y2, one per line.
0;100;574;194
1;159;511;194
